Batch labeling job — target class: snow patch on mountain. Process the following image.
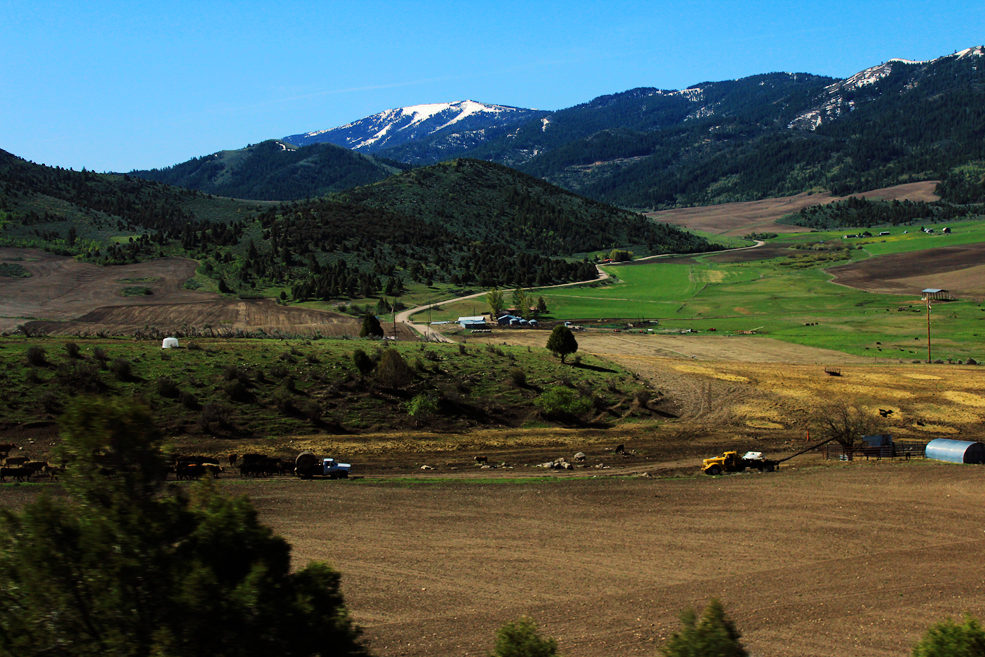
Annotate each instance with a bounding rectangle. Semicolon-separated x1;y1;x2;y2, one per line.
284;100;536;153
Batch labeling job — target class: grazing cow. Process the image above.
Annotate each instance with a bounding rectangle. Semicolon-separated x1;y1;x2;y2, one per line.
228;453;239;467
474;456;488;464
0;466;31;482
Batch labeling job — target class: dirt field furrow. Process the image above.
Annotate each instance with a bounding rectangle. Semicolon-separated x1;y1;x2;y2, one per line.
237;463;985;657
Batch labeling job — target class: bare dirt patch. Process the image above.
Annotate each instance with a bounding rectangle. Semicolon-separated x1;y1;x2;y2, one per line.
827;243;985;300
0;248;387;337
647;181;940;236
239;463;985;657
0;248;206;331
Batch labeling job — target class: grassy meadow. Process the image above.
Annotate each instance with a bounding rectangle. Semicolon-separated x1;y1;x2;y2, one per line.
421;218;985;362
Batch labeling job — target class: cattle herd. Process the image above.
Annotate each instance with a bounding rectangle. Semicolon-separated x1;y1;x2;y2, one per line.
0;443;62;482
0;444;299;483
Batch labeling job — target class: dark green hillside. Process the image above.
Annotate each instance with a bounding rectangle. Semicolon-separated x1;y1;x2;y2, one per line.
131;140;406;201
335;158;712;256
0;148;263;262
0;338;655;438
2;149;714;305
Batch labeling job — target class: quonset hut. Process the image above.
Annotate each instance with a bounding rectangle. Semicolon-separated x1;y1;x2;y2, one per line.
925;439;985;464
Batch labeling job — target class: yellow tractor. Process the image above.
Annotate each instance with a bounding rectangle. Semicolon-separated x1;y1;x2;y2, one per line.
701;451;776;475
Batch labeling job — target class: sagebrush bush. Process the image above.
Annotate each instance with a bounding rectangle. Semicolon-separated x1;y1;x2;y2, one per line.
156;376;180;398
110;358;135;382
26;346;47;367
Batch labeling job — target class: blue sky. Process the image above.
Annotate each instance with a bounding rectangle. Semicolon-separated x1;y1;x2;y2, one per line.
2;0;983;172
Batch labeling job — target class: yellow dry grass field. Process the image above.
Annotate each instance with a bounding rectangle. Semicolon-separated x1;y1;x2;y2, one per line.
467;331;985;442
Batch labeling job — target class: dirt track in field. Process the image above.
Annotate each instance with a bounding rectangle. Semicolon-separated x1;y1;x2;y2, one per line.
647;181;940;236
828;242;985;300
242;463;985;657
0;247;383;337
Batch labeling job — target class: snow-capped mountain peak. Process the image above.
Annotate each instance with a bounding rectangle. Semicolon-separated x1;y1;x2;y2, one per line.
284;100;540;153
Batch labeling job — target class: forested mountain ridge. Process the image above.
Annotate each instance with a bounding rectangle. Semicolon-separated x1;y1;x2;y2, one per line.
272;46;984;209
129;140;406;201
1;150;715;303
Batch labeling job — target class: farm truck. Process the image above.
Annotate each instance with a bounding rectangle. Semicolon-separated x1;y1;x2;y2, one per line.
294;451;351;479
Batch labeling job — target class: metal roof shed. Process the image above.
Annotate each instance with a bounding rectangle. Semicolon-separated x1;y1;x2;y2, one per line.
925;439;985;464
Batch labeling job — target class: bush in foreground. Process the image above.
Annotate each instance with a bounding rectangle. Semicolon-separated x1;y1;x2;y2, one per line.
0;398;368;657
492;617;558;657
913;615;985;657
659;599;747;657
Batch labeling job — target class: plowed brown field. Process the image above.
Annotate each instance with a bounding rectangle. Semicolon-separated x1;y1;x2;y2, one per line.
647;181;939;236
828;243;985;300
242;463;985;657
0;247;388;337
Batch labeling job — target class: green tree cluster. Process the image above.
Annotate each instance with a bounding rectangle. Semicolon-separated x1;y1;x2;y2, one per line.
0;398;366;657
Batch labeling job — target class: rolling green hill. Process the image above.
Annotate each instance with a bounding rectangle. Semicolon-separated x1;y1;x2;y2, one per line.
130;140;407;201
1;150;715;305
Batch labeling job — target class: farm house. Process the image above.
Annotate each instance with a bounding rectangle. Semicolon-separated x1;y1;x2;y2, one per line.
925;439;985;464
161;337;179;349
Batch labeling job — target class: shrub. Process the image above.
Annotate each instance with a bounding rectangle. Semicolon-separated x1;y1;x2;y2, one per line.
40;391;62;415
64;342;81;359
406;393;439;419
198;402;233;432
223;379;253;403
156;376;180;398
26;346;47;367
491;617;558;657
352;349;374;376
55;361;106;393
535;385;592;420
913;614;985;657
509;368;527;388
270;364;290;380
659;599;747;657
180;390;200;410
110;358;135;382
375;349;414;389
92;347;109;367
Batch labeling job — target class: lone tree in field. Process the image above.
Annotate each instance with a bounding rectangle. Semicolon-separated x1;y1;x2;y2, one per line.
360;312;384;338
660;599;747;657
812;400;878;460
546;325;578;363
0;398;367;657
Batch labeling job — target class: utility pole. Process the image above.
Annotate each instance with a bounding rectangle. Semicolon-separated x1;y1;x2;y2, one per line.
926;296;932;363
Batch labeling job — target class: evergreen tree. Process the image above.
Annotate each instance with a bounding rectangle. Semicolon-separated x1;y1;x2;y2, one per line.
659;599;747;657
359;313;384;338
0;398;366;657
545;325;578;363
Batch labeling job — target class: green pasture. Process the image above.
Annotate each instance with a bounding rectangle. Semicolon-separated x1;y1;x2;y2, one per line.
418;217;985;361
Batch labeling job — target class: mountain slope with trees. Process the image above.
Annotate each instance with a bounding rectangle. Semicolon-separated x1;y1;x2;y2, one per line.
130;140;406;201
296;47;984;210
2;150;713;304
